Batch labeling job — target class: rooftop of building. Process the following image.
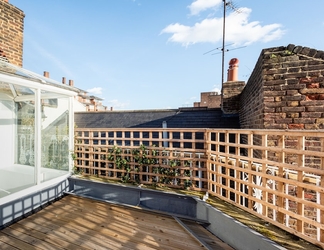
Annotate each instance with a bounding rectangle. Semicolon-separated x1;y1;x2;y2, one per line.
74;107;240;129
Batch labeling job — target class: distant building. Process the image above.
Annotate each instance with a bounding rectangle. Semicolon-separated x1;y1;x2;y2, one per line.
193;91;221;108
43;73;107;112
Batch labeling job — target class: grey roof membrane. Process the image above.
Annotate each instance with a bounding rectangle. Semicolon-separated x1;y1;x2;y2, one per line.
74;108;240;129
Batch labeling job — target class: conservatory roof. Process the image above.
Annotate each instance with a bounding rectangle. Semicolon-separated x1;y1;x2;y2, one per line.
0;58;79;94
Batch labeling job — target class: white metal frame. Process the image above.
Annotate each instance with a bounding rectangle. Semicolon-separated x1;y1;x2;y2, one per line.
0;70;77;203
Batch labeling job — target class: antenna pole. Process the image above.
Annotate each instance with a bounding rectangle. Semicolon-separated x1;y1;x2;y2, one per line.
221;0;226;95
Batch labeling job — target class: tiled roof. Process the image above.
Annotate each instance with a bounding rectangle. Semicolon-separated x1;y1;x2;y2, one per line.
74;107;240;129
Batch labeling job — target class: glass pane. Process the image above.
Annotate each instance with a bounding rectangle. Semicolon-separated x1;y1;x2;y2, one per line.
0;82;36;198
0;81;14;98
41;92;70;182
17;100;36;166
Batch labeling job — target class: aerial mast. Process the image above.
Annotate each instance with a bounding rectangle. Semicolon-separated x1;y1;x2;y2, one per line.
221;1;240;94
221;0;226;93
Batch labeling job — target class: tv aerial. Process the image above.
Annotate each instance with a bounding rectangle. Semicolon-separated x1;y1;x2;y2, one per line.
204;1;242;93
204;44;246;55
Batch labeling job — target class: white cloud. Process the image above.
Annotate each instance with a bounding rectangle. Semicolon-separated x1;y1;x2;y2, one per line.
161;6;284;47
211;86;221;93
86;87;103;95
161;18;221;46
106;99;129;110
188;0;222;16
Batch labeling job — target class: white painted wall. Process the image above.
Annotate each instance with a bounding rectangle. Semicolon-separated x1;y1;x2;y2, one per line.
74;99;87;112
42;98;69;130
0;95;15;168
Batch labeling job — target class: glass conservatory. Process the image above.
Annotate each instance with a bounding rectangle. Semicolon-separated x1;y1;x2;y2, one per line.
0;60;76;200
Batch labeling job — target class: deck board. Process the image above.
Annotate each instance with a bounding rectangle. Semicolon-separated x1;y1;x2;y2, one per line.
0;195;213;250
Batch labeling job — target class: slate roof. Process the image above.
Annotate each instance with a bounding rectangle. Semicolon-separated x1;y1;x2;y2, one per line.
74;107;240;129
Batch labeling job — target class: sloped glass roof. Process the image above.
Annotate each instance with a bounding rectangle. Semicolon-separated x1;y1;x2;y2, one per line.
0;58;79;93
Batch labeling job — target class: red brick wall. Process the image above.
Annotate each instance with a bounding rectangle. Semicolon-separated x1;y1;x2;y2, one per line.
0;0;24;66
239;51;265;129
222;81;245;114
194;92;221;108
240;44;324;130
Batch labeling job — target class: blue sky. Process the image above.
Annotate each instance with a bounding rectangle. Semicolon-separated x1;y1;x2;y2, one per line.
10;0;324;110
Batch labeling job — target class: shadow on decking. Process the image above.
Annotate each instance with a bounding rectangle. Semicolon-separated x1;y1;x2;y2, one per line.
0;194;228;249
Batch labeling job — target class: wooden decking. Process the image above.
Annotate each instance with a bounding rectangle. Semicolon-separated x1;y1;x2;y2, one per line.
0;195;233;250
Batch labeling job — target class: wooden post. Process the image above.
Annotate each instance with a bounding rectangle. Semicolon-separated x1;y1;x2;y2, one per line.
277;135;285;224
262;134;268;217
296;136;305;234
247;132;253;209
320;138;324;242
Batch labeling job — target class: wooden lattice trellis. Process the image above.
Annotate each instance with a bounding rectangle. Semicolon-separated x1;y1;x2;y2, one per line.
74;128;324;248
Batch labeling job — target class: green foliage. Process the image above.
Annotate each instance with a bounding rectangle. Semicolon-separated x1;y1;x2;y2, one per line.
184;179;192;189
72;166;83;175
283;49;292;55
70;151;77;161
106;144;192;189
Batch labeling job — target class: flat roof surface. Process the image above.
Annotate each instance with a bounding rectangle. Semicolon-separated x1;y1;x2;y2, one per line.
0;195;233;250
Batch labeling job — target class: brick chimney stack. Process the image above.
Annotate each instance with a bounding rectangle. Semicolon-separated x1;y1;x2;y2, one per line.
69;80;74;86
43;71;49;78
0;0;24;66
221;58;245;114
62;77;66;84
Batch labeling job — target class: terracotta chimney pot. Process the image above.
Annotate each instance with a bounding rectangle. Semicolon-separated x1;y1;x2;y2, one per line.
227;58;239;81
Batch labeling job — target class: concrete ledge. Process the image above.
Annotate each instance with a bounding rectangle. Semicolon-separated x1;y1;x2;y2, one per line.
68;177;197;218
196;199;286;250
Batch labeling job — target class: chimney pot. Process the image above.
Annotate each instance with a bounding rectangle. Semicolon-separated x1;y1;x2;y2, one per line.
43;71;49;78
62;77;66;84
227;58;239;81
69;79;74;86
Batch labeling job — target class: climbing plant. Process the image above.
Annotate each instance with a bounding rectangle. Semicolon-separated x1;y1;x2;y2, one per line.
106;144;193;189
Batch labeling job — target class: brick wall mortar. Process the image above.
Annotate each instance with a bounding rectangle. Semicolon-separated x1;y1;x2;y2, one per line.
0;0;24;66
240;44;324;130
195;92;221;108
239;50;265;129
221;81;245;114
